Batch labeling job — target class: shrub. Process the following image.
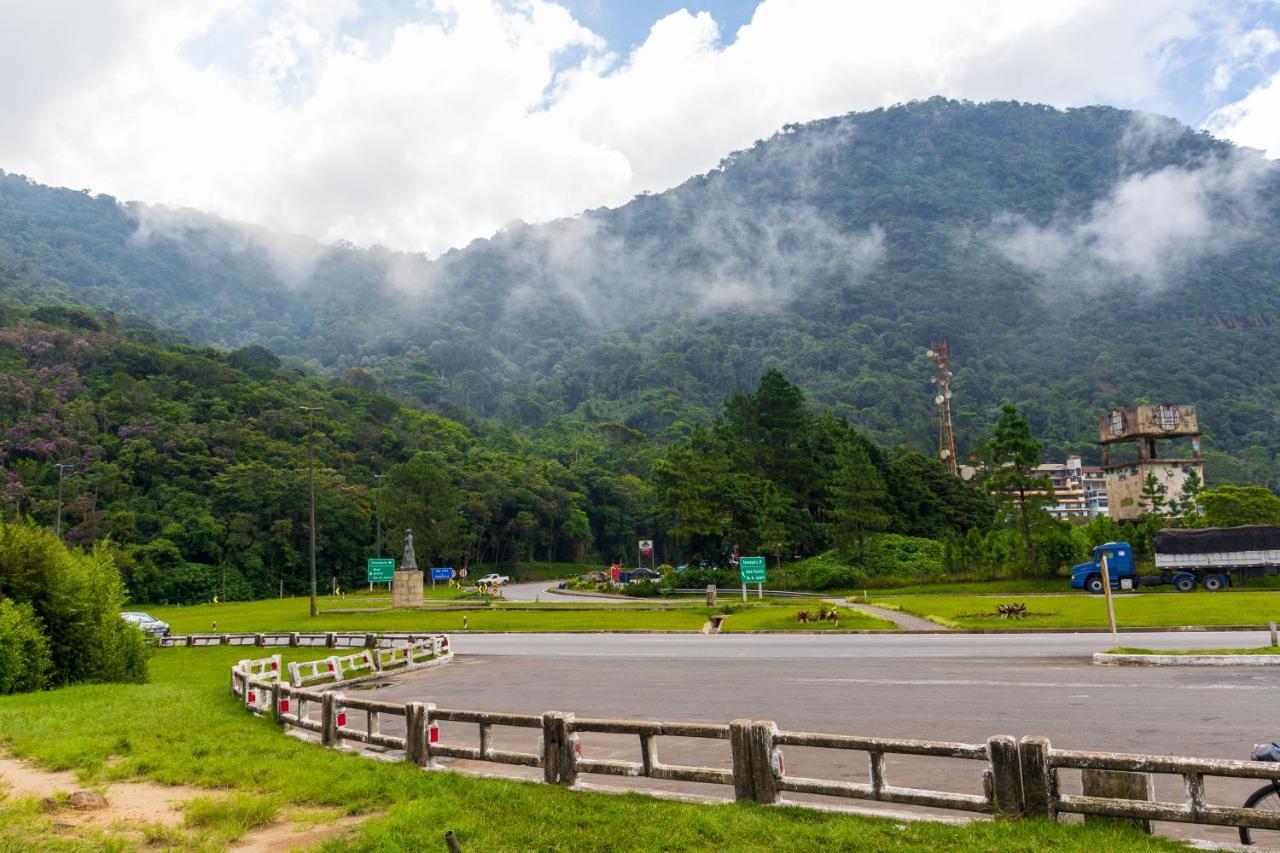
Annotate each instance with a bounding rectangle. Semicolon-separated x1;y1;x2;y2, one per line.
624;579;661;597
0;598;51;694
0;520;149;688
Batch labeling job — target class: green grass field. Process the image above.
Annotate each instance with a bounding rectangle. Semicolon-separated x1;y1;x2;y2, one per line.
878;590;1280;629
0;647;1181;851
720;604;892;631
139;596;896;634
855;578;1068;597
1107;645;1280;655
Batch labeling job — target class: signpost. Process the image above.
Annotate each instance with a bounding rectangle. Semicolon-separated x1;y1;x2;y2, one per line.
430;567;454;588
367;557;395;586
638;539;654;573
1100;553;1118;647
739;556;766;601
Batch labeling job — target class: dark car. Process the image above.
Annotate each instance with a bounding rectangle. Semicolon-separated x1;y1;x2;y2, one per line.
628;567;661;581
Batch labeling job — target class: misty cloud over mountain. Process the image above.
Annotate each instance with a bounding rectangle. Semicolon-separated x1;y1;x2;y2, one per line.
3;99;1280;470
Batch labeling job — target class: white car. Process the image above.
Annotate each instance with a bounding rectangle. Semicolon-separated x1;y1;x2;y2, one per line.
121;611;170;638
476;573;510;585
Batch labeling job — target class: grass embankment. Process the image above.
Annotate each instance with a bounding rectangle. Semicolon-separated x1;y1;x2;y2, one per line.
0;648;1182;851
1107;645;1280;656
141;596;896;633
878;590;1280;629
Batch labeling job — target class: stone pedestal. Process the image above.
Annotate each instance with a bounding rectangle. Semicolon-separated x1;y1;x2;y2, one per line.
392;570;423;608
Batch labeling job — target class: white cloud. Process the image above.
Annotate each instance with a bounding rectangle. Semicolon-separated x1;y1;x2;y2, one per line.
1206;70;1280;156
0;0;1261;255
990;147;1272;290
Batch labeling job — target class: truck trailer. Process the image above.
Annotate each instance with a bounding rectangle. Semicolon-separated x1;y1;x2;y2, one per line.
1069;525;1280;593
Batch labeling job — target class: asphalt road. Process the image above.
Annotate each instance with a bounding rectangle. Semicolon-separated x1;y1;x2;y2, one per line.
365;631;1280;844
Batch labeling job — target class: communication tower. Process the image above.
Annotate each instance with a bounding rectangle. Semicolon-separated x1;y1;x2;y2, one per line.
927;341;959;476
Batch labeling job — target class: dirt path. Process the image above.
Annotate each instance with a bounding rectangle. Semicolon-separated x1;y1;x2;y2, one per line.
833;599;949;632
0;754;366;850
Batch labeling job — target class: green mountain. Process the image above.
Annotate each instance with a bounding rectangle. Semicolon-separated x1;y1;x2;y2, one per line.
3;98;1279;483
0;290;657;603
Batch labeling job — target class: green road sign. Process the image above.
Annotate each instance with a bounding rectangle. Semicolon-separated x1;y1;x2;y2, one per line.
367;557;395;582
739;556;767;584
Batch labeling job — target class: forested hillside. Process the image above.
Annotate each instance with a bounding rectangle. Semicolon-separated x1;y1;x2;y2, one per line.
0;284;659;602
3;98;1280;484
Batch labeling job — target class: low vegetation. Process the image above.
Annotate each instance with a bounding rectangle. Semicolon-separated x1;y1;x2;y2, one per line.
0;520;147;693
141;594;896;634
0;647;1182;851
1106;645;1280;656
879;590;1280;629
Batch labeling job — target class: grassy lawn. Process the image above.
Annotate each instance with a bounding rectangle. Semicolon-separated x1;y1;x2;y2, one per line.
1107;645;1280;655
140;596;891;634
720;604;894;631
855;578;1068;597
0;647;1181;851
144;597;712;633
878;590;1280;629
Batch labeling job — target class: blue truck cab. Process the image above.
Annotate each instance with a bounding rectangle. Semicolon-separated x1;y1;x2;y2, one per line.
1069;542;1135;594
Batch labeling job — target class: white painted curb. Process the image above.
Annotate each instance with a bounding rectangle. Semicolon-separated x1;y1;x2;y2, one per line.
1093;652;1280;666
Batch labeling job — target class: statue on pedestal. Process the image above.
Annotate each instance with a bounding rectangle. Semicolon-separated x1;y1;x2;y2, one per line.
402;529;418;571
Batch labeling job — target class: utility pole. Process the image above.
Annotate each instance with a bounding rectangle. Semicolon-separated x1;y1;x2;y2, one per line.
299;406;321;617
53;463;74;538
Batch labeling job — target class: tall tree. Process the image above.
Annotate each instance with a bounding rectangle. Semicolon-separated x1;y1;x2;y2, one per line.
827;434;889;560
982;404;1053;575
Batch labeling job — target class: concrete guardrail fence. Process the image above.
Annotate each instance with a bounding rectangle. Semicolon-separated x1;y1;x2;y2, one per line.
225;638;1280;836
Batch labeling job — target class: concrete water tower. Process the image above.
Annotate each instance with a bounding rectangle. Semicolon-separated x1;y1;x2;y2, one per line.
1099;404;1204;521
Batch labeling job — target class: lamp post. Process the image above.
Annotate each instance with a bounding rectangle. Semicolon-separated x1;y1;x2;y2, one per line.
299;406;321;617
53;463;74;538
374;474;385;558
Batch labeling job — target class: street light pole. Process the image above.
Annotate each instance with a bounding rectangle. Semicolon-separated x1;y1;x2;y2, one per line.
299;406;321;617
374;474;385;558
53;463;74;538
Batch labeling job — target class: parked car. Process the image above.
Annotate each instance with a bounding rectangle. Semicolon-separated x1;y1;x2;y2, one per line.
628;567;661;581
476;573;510;586
121;611;170;638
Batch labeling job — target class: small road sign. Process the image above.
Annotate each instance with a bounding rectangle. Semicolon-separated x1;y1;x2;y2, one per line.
367;557;395;582
431;567;454;581
459;567;469;579
739;556;767;584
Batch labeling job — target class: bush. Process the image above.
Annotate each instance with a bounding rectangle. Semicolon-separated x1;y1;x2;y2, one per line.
0;520;149;688
624;579;661;597
0;598;52;694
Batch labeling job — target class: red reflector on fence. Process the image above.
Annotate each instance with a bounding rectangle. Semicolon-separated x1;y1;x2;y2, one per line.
248;691;255;703
429;724;440;744
337;712;347;727
280;699;289;713
776;750;785;777
573;737;581;756
327;663;334;671
271;661;278;670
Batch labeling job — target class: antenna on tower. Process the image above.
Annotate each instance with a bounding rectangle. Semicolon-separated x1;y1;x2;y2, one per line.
928;341;959;476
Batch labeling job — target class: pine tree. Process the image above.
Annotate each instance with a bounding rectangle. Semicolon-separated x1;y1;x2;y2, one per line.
982;404;1054;575
1139;472;1169;515
827;435;889;560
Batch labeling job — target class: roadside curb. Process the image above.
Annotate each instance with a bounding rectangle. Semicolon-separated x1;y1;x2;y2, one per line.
1093;652;1280;666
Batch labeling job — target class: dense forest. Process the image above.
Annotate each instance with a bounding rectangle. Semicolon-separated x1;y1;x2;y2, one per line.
3;99;1280;486
0;291;661;602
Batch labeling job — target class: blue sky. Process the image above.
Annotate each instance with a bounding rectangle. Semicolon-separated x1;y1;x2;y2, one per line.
558;0;759;50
